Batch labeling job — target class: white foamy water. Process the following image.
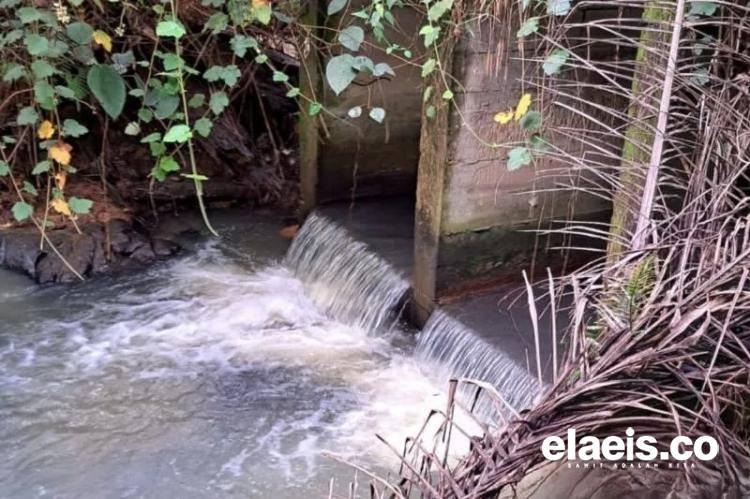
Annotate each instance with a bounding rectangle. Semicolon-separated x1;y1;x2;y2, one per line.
0;211;536;498
285;213;410;331
0;216;452;498
417;310;542;423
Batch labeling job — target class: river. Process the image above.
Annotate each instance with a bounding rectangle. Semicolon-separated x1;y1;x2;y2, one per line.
0;211;463;498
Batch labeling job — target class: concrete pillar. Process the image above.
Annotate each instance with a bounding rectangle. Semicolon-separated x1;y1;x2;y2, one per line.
413;15;617;312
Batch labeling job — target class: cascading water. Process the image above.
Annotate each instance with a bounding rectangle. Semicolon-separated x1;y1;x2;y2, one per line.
0;209;542;498
284;213;409;331
416;310;541;421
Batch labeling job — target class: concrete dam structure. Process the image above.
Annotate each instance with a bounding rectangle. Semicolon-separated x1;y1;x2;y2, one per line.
298;3;617;323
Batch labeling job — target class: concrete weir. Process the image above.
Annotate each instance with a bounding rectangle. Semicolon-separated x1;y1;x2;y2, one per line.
299;8;615;323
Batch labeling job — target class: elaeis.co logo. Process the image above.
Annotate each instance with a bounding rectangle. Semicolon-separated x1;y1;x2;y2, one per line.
541;428;719;470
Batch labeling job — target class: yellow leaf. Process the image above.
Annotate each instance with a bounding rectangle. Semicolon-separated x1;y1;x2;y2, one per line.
493;110;514;125
514;93;532;121
49;142;72;166
51;197;71;216
92;30;112;52
38;120;56;140
252;0;268;7
54;171;67;190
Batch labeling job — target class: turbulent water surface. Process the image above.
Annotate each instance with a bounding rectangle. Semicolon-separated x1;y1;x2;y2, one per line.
0;210;536;498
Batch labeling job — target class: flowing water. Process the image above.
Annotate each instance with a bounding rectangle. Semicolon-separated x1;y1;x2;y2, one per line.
0;210;538;498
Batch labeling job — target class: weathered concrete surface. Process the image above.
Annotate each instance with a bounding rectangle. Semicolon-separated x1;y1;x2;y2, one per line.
414;11;623;310
299;2;425;207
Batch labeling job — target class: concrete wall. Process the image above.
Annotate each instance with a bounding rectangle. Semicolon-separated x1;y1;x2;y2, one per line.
299;3;425;207
413;11;622;318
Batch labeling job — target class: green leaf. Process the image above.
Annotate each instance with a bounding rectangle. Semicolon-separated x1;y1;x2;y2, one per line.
272;71;289;83
141;132;162;143
24;34;49;56
203;65;242;87
507;147;532;170
254;54;268;64
194;117;213;137
425;105;436;119
427;0;453;21
325;54;357;95
17;106;39;126
517;17;539;38
327;0;348;15
156;20;187;39
253;4;273;25
62;119;88;137
519;110;542;131
419;25;440;47
3;64;27;82
163;124;192;143
68;197;93;215
138;109;153;123
285;87;300;98
124;122;141;135
542;49;569;75
690;67;710;86
22;181;37;196
348;106;362;118
338;26;364;51
34;80;55;110
547;0;571;16
0;161;9;176
209;91;229;115
17;7;42;24
12;201;33;222
55;85;76;100
31;59;56;78
308;101;323;116
421;58;437;77
188;93;206;108
373;63;394;77
87;64;126;119
161;53;183;71
688;1;717;17
204;12;228;34
442;89;453;100
66;22;94;44
151;165;166;182
32;160;51;175
150;142;166;157
230;35;258;58
352;56;374;73
159;156;180;172
369;107;385;123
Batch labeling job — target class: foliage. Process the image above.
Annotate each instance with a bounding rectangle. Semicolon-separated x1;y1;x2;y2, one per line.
0;0;302;236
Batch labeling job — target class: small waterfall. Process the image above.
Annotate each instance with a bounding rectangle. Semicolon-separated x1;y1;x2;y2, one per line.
416;310;541;421
285;213;409;332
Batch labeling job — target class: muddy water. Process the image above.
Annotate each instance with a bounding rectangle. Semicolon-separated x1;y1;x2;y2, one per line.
0;212;453;498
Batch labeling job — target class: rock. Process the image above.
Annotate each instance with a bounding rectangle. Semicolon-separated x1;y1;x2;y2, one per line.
0;230;42;277
36;233;97;284
0;217;182;284
152;238;180;258
129;242;156;263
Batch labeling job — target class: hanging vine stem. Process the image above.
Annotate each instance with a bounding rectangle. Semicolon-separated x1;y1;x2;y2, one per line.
170;0;219;237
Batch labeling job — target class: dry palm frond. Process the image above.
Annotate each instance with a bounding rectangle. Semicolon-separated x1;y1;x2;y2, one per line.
349;0;750;497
